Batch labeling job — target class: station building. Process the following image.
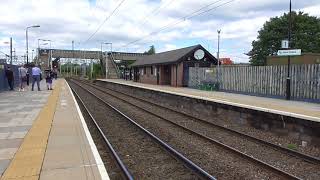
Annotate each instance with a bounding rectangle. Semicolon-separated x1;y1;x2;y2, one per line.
131;44;218;87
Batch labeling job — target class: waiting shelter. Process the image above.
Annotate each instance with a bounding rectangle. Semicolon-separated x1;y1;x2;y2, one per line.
131;44;218;87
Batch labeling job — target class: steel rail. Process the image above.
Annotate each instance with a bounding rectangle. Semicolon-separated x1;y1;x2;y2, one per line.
69;79;216;180
70;83;134;180
91;80;320;165
72;79;302;180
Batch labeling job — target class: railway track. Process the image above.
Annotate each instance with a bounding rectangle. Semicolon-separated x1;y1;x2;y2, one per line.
88;79;320;179
71;85;134;180
90;81;320;165
92;81;320;165
70;78;312;179
68;80;216;180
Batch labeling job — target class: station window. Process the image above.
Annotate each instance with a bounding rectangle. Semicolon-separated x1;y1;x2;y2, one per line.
144;67;146;75
141;68;144;75
151;66;153;75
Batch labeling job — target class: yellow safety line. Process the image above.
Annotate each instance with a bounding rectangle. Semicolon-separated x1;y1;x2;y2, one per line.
1;80;62;180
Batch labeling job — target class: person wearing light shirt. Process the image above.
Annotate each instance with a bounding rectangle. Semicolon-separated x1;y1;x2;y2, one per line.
18;65;27;91
31;64;42;91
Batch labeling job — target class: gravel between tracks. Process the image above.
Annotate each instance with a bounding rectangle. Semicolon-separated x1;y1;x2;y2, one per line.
75;80;287;180
74;91;125;179
69;81;200;180
89;82;320;179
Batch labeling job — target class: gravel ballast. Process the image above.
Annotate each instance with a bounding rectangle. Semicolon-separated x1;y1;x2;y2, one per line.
90;82;320;179
69;81;201;180
74;80;290;179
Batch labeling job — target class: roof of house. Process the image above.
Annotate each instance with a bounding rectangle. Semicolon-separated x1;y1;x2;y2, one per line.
131;44;216;67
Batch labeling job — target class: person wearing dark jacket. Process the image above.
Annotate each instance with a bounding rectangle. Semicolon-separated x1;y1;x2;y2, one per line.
5;66;14;90
45;70;53;90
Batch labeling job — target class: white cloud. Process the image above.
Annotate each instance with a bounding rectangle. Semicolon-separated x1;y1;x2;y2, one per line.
160;44;178;52
302;4;320;17
0;0;319;63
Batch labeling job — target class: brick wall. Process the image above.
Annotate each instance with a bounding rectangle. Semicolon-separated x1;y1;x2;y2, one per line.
138;63;185;87
138;66;157;85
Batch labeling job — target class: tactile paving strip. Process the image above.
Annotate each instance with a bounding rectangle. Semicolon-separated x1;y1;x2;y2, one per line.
1;81;61;180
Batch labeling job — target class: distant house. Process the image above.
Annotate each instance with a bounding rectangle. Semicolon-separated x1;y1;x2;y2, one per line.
220;58;233;65
267;53;320;65
130;44;218;87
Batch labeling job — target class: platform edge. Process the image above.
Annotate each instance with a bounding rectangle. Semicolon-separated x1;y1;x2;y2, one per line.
66;80;110;180
98;79;320;122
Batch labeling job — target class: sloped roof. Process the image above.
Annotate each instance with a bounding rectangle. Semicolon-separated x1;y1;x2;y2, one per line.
131;44;205;67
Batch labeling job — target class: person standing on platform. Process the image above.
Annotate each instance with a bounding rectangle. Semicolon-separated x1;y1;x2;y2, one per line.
53;68;58;80
18;65;27;91
45;70;53;90
26;70;30;86
5;66;14;91
31;64;42;91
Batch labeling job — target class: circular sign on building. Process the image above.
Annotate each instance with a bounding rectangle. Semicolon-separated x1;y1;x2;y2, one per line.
194;49;205;60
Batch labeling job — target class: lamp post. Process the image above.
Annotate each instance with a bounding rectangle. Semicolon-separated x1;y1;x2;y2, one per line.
101;42;112;54
38;39;52;69
38;42;48;65
286;0;292;100
37;39;41;65
31;49;34;61
2;39;13;65
101;42;112;79
26;25;40;65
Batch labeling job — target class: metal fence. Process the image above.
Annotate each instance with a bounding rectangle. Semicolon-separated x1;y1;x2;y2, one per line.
189;64;320;102
0;64;20;91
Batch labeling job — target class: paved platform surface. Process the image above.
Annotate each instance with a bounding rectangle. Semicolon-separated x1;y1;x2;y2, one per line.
0;80;51;179
99;79;320;122
40;80;108;180
0;79;108;180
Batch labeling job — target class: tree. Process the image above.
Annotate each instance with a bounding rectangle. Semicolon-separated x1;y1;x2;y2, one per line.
248;11;320;65
144;45;156;55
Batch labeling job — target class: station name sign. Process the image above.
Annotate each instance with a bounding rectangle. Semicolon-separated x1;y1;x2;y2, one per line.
277;49;301;56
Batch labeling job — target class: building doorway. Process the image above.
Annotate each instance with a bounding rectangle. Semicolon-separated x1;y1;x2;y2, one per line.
156;65;160;85
162;65;171;85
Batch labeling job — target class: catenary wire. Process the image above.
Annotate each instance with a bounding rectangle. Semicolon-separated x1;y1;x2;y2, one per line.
84;0;126;44
118;0;236;50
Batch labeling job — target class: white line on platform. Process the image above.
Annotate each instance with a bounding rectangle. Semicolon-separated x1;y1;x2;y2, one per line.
66;80;110;180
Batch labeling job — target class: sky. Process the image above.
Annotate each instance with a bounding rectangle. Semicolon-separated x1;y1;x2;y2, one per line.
0;0;319;63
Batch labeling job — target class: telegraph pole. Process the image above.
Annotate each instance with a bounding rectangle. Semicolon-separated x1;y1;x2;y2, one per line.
286;0;292;100
26;30;28;65
14;48;16;63
10;37;12;65
217;30;221;85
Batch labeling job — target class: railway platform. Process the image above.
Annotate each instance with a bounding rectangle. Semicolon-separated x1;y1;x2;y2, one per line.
98;79;320;122
0;79;108;180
